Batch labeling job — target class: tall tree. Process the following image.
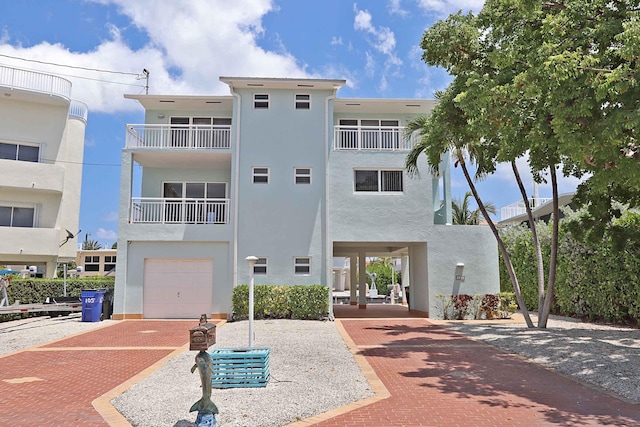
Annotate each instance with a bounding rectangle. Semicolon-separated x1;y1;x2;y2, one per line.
409;0;640;327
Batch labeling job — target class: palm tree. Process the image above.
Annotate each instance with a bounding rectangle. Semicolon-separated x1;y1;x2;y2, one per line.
82;233;103;250
452;191;497;225
404;83;534;328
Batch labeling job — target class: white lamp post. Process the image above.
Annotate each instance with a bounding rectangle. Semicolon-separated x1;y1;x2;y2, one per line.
245;256;258;347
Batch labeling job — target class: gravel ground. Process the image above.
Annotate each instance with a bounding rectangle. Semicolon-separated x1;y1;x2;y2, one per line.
440;315;640;404
0;313;116;354
112;319;372;427
1;313;638;426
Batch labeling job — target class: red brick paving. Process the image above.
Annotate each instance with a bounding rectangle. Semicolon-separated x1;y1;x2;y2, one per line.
313;318;640;427
0;320;196;426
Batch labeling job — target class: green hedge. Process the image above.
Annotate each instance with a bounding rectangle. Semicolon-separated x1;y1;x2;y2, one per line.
499;210;640;325
0;277;115;321
232;284;330;320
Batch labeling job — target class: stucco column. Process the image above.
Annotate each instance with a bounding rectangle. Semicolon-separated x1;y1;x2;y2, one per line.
401;254;410;306
46;260;57;278
358;251;367;309
349;254;357;305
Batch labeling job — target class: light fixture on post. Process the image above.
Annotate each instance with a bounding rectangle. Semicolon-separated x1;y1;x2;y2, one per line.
245;256;258;347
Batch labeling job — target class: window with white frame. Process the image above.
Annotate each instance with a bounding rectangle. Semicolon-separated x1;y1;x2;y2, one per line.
294;167;312;184
295;94;310;110
0;142;40;162
254;94;269;109
294;257;311;275
354;170;403;192
252;167;269;184
84;256;100;272
0;205;35;227
254;257;268;275
162;182;227;223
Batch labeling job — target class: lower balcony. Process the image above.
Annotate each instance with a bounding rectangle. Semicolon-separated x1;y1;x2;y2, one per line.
130;198;230;224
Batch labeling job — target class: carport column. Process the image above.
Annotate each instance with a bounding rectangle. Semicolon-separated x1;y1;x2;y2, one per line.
358;252;367;309
401;255;410;306
349;255;357;305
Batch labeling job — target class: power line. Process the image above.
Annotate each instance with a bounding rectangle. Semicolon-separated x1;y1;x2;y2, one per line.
41;158;121;167
0;53;141;76
51;69;146;88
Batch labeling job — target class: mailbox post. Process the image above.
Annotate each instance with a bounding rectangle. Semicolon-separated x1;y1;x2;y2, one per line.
245;256;258;348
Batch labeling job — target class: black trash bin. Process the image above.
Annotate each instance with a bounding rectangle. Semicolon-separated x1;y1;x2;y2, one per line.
102;289;114;320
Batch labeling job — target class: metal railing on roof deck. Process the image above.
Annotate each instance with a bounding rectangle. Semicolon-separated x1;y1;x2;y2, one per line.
333;125;416;150
0;65;72;100
126;124;231;149
500;197;553;221
130;197;230;224
69;100;88;122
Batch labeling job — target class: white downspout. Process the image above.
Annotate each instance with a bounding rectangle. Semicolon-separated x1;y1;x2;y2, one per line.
229;89;242;292
325;90;336;318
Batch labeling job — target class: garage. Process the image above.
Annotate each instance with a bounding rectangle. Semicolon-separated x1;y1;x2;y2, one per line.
143;258;213;319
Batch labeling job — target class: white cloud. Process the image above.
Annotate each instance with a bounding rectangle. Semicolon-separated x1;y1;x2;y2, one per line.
417;0;485;15
388;0;409;17
0;0;312;114
331;36;343;46
96;227;118;241
353;5;402;94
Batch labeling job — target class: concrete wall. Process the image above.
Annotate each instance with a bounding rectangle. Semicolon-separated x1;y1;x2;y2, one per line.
234;88;334;285
114;241;231;316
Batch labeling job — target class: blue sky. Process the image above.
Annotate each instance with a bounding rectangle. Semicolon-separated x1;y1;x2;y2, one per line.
0;0;579;247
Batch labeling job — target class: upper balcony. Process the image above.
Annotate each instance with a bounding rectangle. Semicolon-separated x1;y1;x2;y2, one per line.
333;125;416;151
0;65;71;106
130;197;230;224
126;124;231;150
68;100;88;123
500;198;553;221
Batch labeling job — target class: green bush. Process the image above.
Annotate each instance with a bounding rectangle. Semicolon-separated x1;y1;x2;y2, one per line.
0;277;115;321
232;284;329;321
498;208;640;326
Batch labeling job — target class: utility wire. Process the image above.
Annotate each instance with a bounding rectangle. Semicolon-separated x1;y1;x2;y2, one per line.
0;53;141;76
51;70;146;88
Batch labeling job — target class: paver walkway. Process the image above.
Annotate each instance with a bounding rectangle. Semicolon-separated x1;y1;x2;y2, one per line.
302;316;640;427
0;320;195;426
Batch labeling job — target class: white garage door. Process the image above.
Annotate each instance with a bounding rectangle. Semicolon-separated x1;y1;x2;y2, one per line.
143;258;213;319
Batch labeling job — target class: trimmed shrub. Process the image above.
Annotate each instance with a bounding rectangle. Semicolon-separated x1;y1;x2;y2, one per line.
232;284;329;321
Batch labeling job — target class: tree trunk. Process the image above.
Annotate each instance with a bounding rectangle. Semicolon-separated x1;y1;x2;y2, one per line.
538;164;560;328
511;160;546;321
458;152;535;328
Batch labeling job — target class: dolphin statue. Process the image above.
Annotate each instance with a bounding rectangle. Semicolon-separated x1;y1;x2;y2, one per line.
190;350;219;415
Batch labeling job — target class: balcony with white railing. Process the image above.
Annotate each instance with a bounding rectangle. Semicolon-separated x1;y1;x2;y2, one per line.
130;198;230;224
500;198;553;221
0;65;72;102
68;100;88;122
333;126;416;151
126;124;231;150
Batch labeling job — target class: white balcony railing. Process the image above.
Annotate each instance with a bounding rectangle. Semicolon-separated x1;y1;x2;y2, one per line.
334;126;415;151
0;65;72;100
130;198;230;224
69;100;88;122
501;198;553;221
126;124;231;149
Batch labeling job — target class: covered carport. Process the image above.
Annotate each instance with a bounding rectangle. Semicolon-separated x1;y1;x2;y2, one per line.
332;241;429;316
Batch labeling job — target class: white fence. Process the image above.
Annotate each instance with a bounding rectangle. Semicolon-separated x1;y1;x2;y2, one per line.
126;124;231;149
501;198;553;221
131;198;230;224
0;65;72;100
334;126;415;150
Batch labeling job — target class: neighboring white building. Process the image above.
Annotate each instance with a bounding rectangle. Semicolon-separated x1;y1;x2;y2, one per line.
0;65;87;278
113;77;499;320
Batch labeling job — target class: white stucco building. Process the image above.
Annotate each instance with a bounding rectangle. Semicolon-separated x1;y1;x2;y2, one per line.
113;77;499;320
0;65;87;278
